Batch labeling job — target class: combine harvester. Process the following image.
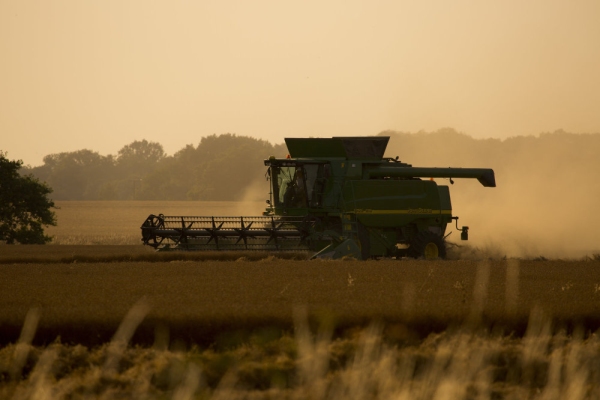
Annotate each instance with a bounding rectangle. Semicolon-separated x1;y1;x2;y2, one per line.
141;137;495;259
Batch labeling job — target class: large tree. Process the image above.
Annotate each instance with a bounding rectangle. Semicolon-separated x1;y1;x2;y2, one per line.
0;152;56;244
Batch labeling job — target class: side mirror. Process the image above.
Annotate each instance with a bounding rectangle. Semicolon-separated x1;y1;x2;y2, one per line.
453;217;469;240
461;226;469;241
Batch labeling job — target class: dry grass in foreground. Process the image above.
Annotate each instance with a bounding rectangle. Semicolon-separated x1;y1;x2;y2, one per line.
1;305;599;400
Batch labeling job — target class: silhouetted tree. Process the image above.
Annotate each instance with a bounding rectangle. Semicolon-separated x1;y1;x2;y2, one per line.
0;152;56;244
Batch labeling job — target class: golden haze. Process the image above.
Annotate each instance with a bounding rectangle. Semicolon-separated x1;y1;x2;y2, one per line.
1;0;600;166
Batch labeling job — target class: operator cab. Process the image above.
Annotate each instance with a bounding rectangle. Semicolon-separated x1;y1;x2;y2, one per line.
265;159;330;212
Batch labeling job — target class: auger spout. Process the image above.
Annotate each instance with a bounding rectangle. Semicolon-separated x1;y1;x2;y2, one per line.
367;167;496;187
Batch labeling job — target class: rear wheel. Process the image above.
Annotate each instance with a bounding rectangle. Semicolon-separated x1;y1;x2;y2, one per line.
408;231;446;259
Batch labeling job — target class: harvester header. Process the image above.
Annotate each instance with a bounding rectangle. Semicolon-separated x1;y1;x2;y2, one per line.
141;136;496;259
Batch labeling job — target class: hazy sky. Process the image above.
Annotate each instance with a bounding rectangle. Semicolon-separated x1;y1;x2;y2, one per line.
2;0;599;166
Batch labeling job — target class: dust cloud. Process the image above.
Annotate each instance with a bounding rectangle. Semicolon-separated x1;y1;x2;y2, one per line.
384;130;600;258
232;178;272;217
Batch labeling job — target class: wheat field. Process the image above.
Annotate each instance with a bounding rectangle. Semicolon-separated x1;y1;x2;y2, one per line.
2;201;600;399
45;201;267;245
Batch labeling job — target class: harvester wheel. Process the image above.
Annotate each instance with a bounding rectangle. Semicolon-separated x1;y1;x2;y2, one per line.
408;231;446;260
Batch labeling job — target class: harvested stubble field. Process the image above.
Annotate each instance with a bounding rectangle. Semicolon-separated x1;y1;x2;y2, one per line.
2;245;600;345
2;202;600;399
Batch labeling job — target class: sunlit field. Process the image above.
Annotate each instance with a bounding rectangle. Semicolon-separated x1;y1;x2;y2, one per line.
2;201;600;399
45;201;267;245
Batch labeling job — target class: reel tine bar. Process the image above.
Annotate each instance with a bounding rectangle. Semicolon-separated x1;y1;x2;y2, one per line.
141;215;309;251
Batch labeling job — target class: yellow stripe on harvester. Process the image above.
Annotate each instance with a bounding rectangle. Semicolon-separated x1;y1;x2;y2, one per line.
353;209;452;215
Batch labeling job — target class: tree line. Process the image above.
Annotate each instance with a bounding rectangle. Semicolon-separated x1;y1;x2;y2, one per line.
23;134;286;201
18;129;600;204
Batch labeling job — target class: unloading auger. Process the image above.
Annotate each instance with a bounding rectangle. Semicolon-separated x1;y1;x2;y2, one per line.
141;136;496;259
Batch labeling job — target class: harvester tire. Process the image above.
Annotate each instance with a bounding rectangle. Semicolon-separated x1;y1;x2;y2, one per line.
408;231;446;260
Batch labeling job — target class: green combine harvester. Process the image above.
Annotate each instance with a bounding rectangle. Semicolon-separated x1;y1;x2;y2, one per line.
141;136;495;259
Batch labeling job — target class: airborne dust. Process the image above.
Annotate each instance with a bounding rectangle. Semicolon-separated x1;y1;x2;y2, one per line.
384;130;600;258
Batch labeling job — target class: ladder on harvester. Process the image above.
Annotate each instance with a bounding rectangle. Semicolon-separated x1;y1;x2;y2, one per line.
341;213;359;242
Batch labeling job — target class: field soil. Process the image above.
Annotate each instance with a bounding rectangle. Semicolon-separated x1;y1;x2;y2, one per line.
2;245;600;346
